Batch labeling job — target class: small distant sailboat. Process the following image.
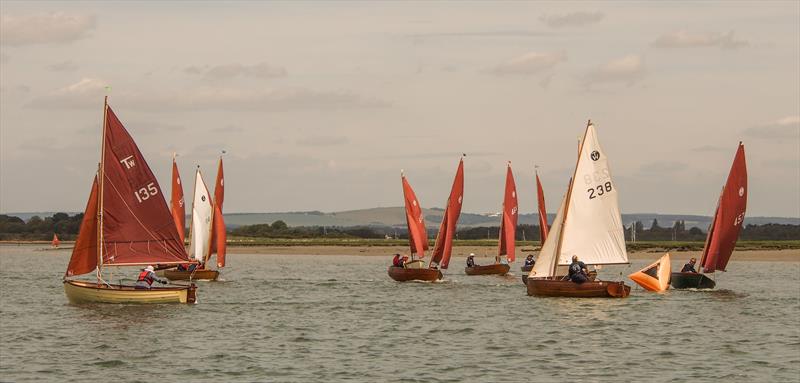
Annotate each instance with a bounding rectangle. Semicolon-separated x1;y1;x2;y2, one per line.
51;233;60;248
522;168;548;273
526;121;631;298
163;166;219;281
629;253;671;292
388;156;464;282
671;143;747;289
466;161;516;276
162;156;226;281
63;98;198;304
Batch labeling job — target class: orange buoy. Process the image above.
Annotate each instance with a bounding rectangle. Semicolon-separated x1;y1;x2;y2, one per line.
629;253;671;292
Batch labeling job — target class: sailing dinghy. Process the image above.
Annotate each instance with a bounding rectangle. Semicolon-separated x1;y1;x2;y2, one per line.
526;121;630;298
161;157;226;281
466;162;516;276
63;98;198;304
629;253;671;292
671;143;747;289
388;157;464;282
522;169;548;273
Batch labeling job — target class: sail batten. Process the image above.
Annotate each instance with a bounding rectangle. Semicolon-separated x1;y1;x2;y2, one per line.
429;158;464;269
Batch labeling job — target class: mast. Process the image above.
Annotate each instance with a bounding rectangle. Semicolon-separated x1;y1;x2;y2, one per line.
96;96;108;281
550;120;591;276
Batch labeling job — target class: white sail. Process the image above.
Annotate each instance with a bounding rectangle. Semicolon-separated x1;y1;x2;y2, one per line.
558;123;628;266
528;194;567;278
188;169;213;264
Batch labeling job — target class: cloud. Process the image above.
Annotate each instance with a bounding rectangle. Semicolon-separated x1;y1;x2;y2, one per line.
540;11;604;28
485;51;566;76
296;136;349;147
407;30;549;39
28;77;109;109
652;30;749;49
583;54;644;87
692;145;729;153
0;12;95;46
28;78;388;111
0;53;9;63
47;61;79;72
184;62;287;80
744;116;800;140
211;125;244;133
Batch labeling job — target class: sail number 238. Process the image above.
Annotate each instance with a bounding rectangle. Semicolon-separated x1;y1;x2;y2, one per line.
134;182;158;203
587;182;612;200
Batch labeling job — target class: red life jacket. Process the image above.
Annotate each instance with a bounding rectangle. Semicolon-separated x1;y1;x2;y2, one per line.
137;271;155;285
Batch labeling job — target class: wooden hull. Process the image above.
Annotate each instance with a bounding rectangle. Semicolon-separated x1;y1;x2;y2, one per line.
465;263;510;276
520;265;533;272
387;266;442;282
63;280;197;304
669;272;716;289
159;269;219;281
526;278;630;298
521;270;597;286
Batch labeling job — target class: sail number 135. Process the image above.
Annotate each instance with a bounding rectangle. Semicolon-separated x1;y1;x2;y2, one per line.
134;182;158;203
587;182;612;200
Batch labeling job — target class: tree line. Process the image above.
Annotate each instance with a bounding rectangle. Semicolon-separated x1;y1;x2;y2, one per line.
1;213;798;241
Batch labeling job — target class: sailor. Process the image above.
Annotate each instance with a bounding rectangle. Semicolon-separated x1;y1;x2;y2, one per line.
135;265;168;289
392;253;404;267
524;254;536;267
568;255;589;284
466;253;476;268
681;258;698;273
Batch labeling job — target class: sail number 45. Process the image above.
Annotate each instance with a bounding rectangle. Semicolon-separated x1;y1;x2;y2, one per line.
134;182;158;203
587;182;612;199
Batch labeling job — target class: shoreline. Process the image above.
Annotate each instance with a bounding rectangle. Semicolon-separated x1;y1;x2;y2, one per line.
3;242;797;262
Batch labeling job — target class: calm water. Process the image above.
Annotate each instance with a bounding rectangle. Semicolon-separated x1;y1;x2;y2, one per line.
1;245;799;382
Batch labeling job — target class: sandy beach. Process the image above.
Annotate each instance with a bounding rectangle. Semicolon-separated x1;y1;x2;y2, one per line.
227;245;800;262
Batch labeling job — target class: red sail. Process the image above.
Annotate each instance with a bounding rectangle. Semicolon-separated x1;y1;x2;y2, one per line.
52;234;60;247
702;143;747;273
536;171;549;244
170;157;186;244
99;106;191;266
402;174;428;257
430;158;464;269
498;162;518;262
65;178;99;277
210;157;226;267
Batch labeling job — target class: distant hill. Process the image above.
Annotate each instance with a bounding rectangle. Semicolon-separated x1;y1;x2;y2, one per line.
219;208;799;230
5;208;798;229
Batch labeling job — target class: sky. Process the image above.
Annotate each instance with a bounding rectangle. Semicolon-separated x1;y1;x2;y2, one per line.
1;1;798;217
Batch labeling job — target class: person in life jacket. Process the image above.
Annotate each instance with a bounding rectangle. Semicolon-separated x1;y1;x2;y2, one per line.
392;254;404;268
135;265;168;289
681;258;698;273
568;255;589;284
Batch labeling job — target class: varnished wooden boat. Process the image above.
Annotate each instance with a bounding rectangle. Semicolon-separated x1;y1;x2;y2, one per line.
465;263;510;276
521;270;597;286
669;272;716;289
526;277;630;298
64;279;197;304
387;266;442;282
159;268;219;281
